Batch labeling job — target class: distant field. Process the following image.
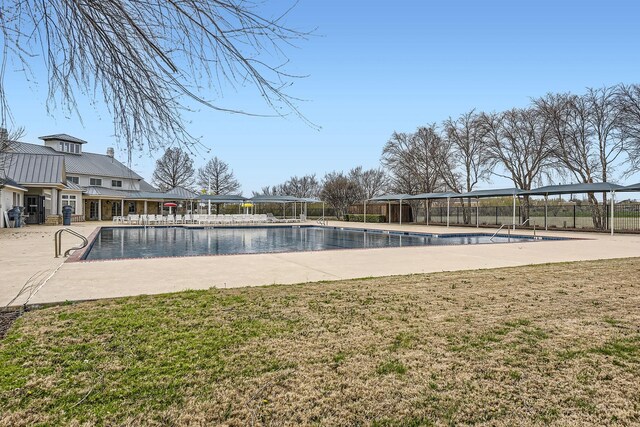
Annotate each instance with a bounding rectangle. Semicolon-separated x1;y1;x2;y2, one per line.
1;258;639;426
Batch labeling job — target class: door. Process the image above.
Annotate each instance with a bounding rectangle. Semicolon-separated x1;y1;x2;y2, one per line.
25;195;45;224
89;201;100;220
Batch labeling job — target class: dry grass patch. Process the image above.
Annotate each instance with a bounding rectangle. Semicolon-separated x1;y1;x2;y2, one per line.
1;258;640;426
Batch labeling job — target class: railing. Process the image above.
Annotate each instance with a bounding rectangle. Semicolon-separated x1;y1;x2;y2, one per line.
490;219;536;242
54;228;89;258
317;217;328;226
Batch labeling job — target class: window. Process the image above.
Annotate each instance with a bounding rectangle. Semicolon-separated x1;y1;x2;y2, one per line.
128;202;136;214
61;194;77;214
67;176;79;184
112;180;122;188
58;142;81;154
90;178;102;186
13;192;21;207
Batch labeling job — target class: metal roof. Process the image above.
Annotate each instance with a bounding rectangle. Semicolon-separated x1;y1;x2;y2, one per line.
200;194;247;203
456;188;527;198
527;182;627;195
405;191;460;200
0;178;27;191
368;194;413;201
39;134;88;144
13;142;143;180
138;180;158;192
1;152;65;185
165;186;199;199
622;182;640;191
64;181;84;191
250;194;302;203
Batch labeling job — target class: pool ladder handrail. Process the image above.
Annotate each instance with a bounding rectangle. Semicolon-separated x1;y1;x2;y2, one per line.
54;228;89;258
317;217;328;226
490;219;536;242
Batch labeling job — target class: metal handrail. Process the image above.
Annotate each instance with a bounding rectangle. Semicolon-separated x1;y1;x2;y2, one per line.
317;217;328;226
491;218;537;241
54;228;89;258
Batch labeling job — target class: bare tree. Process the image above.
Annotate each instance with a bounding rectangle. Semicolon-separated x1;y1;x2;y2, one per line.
320;172;361;220
1;0;311;156
616;84;640;173
152;148;195;191
381;127;444;195
281;175;321;198
0;127;24;188
441;110;493;223
349;166;387;200
197;157;241;195
535;92;607;228
481;108;555;222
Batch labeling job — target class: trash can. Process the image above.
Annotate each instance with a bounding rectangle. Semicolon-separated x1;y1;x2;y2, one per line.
62;205;73;226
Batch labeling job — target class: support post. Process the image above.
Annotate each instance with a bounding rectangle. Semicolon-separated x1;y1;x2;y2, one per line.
144;200;148;214
364;200;367;224
399;199;402;225
446;197;450;228
544;194;548;231
610;191;615;236
388;201;391;224
322;202;325;223
476;197;479;228
98;199;102;221
512;195;516;230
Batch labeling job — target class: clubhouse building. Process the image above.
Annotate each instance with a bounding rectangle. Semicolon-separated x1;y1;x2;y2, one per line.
0;133;196;227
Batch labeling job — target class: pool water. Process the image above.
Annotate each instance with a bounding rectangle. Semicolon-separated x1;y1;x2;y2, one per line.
83;226;547;260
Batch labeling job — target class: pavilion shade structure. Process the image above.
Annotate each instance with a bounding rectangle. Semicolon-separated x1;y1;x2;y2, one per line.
200;194;247;203
623;183;640;191
526;182;627;195
405;192;460;200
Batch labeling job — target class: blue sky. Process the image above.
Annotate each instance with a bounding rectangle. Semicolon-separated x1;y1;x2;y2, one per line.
5;0;640;194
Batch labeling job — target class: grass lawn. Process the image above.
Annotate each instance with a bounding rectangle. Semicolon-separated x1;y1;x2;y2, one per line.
1;258;639;426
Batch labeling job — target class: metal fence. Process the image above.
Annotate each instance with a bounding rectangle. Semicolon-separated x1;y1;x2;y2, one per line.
413;204;640;231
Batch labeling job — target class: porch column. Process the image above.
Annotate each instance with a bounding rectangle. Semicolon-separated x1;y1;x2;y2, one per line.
144;200;148;214
122;199;126;217
388;201;391;224
98;199;102;221
399;199;402;225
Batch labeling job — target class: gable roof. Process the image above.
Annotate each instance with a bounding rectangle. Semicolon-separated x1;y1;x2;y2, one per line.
39;134;88;144
165;186;198;199
0;177;27;192
13;141;143;180
1;152;65;185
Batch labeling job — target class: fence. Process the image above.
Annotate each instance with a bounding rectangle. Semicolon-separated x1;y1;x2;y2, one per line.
412;203;640;231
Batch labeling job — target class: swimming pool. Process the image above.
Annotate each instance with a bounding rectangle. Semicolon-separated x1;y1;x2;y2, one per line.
82;226;556;260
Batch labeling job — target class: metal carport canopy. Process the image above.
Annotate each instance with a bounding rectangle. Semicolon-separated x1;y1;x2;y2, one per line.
526;182;626;195
405;191;460;200
368;194;412;201
199;194;247;203
456;188;527;198
525;182;627;236
622;182;640;191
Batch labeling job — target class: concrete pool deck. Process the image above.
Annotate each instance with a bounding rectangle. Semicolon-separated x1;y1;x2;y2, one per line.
1;221;639;306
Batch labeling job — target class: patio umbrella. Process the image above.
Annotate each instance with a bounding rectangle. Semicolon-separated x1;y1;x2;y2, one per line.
164;202;177;215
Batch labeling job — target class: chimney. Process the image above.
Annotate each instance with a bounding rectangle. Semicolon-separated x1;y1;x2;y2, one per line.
106;147;114;158
0;128;8;143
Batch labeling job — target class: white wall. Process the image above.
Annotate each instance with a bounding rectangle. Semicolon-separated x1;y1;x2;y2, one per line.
68;174;140;191
0;187;24;228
